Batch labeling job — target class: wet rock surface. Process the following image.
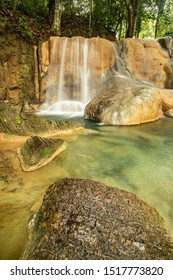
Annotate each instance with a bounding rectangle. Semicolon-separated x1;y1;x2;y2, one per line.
18;136;66;171
0;102;84;141
22;178;173;260
84;74;163;125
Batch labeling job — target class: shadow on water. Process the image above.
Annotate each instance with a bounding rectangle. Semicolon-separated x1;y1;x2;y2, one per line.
0;115;173;259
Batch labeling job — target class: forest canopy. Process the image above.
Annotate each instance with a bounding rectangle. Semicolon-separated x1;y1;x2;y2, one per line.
0;0;173;42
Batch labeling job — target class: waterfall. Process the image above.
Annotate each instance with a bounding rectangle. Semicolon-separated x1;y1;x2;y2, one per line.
40;37;117;115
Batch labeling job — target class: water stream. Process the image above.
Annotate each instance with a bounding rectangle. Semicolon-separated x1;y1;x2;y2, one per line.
0;116;173;259
41;37;116;114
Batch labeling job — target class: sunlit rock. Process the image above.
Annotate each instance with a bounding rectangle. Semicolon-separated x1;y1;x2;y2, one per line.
84;74;163;125
159;89;173;112
118;38;171;88
164;108;173;117
21;178;173;260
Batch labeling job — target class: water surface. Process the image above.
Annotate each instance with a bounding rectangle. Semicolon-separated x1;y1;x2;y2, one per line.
0;117;173;259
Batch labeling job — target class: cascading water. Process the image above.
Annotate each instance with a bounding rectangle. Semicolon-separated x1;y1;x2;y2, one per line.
40;37;117;115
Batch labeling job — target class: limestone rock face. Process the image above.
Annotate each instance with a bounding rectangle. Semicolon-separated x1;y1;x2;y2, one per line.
0;34;37;108
18;136;66;171
40;36;116;75
21;178;173;260
39;36;116;103
84;75;163;125
118;38;171;88
157;37;173;58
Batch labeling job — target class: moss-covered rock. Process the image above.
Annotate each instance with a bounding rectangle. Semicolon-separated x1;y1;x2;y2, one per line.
21;178;173;260
0;102;84;141
18;136;66;171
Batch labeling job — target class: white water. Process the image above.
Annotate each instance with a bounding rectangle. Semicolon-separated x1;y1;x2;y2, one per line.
81;39;89;104
57;38;68;102
40;37;116;115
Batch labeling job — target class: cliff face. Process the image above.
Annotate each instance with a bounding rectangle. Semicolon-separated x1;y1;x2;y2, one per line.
39;37;173;106
39;36;117;106
117;38;173;88
0;34;173;113
0;34;38;110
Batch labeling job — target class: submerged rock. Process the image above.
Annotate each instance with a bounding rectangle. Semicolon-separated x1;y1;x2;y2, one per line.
21;178;173;260
84;74;163;125
18;136;66;171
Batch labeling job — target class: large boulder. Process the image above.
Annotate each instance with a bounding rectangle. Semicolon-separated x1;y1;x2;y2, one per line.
160;89;173;112
21;178;173;260
84;74;163;125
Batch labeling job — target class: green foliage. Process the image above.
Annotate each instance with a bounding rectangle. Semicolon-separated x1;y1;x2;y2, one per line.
0;14;8;30
0;0;173;39
0;0;50;43
18;0;48;17
3;117;7;123
13;16;33;40
15;115;22;129
158;1;173;37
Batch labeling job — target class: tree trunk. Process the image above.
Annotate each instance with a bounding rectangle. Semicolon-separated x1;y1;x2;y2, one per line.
155;0;166;38
124;0;140;38
49;0;62;35
89;0;93;37
49;0;55;25
155;10;160;38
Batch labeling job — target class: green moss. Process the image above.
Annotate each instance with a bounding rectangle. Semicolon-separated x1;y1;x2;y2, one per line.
15;115;22;128
0;102;84;136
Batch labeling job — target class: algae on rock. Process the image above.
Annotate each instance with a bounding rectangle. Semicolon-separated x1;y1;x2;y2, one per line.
0;102;84;141
18;136;66;171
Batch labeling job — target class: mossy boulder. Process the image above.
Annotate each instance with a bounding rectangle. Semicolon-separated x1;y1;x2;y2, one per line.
21;178;173;260
0;102;84;141
18;136;66;171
